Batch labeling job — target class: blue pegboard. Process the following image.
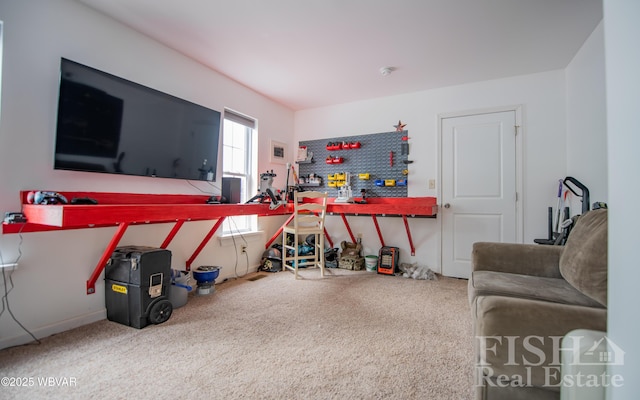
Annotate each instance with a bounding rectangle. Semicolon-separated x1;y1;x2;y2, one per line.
297;131;410;198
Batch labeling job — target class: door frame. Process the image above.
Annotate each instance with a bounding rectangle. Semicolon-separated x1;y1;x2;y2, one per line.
436;105;525;274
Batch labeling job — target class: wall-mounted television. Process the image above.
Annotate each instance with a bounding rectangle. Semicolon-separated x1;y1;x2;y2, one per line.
54;58;221;181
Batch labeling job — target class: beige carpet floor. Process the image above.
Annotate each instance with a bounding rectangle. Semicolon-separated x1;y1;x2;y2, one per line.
0;269;474;399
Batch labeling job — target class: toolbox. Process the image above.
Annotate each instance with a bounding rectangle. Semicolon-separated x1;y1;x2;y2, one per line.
105;246;173;329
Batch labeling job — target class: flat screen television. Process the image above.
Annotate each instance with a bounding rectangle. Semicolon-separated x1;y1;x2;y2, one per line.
54;58;221;181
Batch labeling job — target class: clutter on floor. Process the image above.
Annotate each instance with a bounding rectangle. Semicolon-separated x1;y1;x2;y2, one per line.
364;255;378;272
324;247;339;268
169;269;192;308
192;265;221;295
398;263;438;280
261;241;438;281
259;246;283;272
338;240;365;270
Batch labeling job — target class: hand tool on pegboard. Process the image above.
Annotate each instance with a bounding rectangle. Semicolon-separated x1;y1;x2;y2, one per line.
389;151;394;167
401;142;409;155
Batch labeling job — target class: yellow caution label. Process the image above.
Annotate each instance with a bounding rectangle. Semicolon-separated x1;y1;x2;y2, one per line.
111;284;127;294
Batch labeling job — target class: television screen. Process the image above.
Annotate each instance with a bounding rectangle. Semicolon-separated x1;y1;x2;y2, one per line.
54;58;221;181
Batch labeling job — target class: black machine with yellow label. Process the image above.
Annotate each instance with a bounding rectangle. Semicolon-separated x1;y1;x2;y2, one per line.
105;246;173;329
377;246;400;275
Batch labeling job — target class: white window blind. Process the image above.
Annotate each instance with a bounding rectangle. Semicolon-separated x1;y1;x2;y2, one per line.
222;109;257;233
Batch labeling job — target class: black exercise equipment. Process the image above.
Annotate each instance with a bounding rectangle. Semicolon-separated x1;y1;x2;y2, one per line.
563;176;590;214
534;177;590;246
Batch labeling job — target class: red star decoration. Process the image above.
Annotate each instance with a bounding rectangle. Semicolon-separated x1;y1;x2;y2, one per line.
394;120;407;132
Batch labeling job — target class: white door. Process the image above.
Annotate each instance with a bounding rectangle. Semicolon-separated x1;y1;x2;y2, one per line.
440;111;518;278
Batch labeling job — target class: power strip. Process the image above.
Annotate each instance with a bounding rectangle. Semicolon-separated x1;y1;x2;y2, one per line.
0;263;18;269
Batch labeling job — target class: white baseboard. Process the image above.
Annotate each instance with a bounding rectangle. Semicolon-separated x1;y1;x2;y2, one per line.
0;309;106;350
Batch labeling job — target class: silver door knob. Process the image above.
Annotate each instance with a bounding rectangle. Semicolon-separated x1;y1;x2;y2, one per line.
443;203;451;208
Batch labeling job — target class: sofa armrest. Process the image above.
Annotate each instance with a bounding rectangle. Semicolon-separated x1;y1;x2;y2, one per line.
473;295;607;389
472;242;564;278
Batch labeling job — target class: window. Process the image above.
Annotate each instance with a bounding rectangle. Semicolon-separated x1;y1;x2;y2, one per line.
222;110;257;233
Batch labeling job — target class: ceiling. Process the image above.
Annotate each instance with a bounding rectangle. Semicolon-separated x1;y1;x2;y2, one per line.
77;0;602;111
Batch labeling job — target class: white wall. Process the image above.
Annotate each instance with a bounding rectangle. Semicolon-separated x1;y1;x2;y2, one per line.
566;21;608;212
603;0;640;398
295;70;568;269
0;0;293;348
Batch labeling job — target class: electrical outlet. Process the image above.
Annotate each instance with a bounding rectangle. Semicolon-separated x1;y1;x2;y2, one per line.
241;245;247;254
429;179;436;190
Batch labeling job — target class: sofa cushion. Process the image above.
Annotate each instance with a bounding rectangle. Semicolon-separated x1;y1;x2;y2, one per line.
559;209;608;307
469;270;604;308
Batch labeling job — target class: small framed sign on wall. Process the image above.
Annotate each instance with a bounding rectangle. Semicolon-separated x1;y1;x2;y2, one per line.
270;140;287;164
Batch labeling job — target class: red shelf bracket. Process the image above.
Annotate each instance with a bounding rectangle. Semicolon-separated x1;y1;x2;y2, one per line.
402;215;416;256
340;213;356;243
265;214;295;249
323;227;334;249
185;217;226;271
160;219;186;249
371;215;385;247
86;222;130;295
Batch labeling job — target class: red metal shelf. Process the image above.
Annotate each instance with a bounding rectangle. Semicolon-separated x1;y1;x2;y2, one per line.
3;191;292;294
19;202;290;229
266;197;438;257
3;191;437;294
325;197;437;216
7;191;289;230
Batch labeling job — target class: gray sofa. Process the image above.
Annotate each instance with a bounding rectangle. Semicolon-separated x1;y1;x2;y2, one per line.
468;209;608;400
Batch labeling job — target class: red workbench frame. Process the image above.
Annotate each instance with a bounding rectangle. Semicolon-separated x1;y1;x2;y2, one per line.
266;197;438;256
3;191;291;294
3;192;437;294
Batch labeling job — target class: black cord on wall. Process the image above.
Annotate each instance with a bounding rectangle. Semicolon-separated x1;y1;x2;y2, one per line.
0;223;41;345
